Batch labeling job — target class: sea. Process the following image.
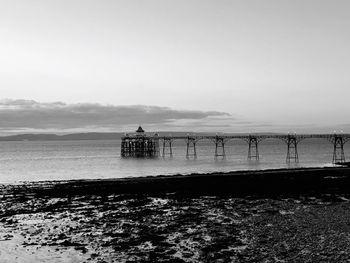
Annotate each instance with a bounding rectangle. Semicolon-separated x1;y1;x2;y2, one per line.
0;139;348;183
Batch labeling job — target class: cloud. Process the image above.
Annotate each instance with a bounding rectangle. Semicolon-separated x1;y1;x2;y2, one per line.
0;99;231;132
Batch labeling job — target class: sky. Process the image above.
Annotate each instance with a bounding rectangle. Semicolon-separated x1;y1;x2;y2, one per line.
0;0;349;134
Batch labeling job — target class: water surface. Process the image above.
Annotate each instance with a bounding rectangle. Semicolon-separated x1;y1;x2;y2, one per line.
0;139;347;183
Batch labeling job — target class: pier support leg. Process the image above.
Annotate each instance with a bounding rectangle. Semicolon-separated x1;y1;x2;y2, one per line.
121;139;126;157
332;135;345;164
286;135;299;163
121;138;131;157
186;137;197;159
214;137;225;159
153;138;160;157
248;136;259;160
162;138;173;157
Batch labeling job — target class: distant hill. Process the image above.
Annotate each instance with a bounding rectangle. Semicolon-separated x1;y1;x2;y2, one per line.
0;131;280;141
0;133;123;141
0;132;197;141
0;132;206;141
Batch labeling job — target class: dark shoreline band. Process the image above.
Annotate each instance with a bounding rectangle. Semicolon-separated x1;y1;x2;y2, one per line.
2;167;350;198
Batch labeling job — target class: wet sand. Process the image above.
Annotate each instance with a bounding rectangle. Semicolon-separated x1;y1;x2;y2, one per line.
1;167;350;262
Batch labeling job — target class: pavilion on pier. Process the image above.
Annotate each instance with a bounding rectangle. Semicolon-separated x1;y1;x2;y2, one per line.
121;126;159;157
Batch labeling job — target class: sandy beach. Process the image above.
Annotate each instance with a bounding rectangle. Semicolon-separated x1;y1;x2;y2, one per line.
1;167;350;262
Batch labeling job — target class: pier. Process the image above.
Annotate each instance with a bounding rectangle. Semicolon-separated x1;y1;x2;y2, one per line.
121;127;350;164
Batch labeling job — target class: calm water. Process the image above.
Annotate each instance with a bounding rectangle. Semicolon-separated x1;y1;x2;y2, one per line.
0;139;348;183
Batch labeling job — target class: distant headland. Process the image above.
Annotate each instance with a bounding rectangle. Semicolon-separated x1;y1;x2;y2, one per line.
0;132;278;142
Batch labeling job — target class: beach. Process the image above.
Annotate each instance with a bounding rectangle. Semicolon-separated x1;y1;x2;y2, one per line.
1;167;350;262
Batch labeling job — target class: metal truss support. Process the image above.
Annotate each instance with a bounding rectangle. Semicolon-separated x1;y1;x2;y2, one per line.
214;136;225;159
162;138;173;157
153;135;160;157
186;137;197;159
121;139;127;157
248;136;259;160
286;135;299;163
332;135;345;164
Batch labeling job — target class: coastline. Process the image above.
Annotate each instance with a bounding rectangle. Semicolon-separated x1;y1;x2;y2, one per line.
1;167;350;262
3;166;350;198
